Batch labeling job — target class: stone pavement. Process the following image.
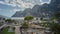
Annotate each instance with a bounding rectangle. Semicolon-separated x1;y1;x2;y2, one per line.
15;26;21;34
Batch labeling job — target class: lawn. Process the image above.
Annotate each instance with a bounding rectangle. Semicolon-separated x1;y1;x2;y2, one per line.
2;27;15;34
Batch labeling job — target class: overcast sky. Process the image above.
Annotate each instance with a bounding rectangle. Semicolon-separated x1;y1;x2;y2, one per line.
0;0;51;17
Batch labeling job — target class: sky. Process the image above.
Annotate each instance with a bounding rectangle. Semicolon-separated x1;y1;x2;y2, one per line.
0;0;51;17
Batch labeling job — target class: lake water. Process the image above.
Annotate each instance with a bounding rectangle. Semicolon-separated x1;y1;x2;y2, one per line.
10;17;24;20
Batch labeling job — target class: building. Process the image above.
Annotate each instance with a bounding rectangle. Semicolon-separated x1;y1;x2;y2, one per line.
0;17;6;26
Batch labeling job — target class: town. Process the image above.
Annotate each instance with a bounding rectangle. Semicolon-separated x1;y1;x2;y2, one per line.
0;16;58;34
0;0;60;34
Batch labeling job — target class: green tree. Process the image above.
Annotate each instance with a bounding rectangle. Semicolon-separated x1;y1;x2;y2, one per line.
24;16;34;21
50;12;60;34
5;19;12;23
40;17;43;21
21;22;29;27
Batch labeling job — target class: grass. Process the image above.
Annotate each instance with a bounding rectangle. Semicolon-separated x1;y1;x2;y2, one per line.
0;23;3;26
2;27;15;34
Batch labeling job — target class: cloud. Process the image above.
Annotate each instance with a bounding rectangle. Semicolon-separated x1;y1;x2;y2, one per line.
12;8;24;12
40;0;51;4
0;0;51;11
0;1;5;4
12;9;20;12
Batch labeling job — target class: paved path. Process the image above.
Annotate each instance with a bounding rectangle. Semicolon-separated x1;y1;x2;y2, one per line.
15;26;21;34
0;24;6;29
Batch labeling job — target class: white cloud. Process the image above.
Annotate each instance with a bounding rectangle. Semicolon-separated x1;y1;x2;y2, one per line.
0;0;51;11
13;9;20;12
20;2;34;8
5;0;10;3
0;1;5;4
12;8;24;12
40;0;51;4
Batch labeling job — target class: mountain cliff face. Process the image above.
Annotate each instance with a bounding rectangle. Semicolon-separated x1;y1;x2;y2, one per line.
12;4;53;17
49;0;60;14
12;0;59;17
12;4;49;17
12;8;32;17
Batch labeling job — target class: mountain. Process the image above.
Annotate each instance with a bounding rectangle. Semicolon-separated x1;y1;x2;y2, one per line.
12;11;23;17
12;4;52;18
31;5;42;17
12;4;53;17
0;15;8;18
12;8;32;17
48;0;60;15
12;0;59;18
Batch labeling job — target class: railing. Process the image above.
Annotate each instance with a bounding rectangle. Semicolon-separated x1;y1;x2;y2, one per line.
0;24;6;29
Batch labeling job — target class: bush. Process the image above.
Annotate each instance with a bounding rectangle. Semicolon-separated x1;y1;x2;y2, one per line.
24;16;34;20
22;22;29;27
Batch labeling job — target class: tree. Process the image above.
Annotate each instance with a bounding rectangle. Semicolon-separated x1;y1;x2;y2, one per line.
55;12;60;22
24;16;34;21
51;23;60;34
40;17;43;21
50;12;60;34
5;19;12;23
21;22;29;27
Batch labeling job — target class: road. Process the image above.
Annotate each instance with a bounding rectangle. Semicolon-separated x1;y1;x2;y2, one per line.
0;24;6;29
15;26;21;34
